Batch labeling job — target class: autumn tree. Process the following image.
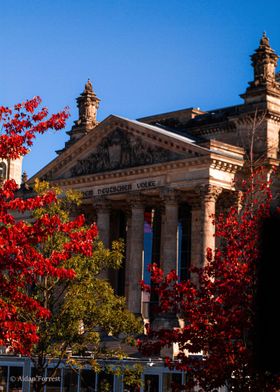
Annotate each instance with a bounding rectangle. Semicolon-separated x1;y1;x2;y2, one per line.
0;97;74;353
138;170;280;392
0;99;141;392
22;180;141;392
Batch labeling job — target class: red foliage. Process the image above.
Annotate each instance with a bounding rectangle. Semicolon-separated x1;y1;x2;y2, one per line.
138;171;280;391
0;97;98;355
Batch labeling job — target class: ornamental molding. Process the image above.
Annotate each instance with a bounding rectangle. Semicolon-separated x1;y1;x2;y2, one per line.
48;156;209;189
232;110;280;126
266;112;280;123
193;123;236;136
210;159;241;173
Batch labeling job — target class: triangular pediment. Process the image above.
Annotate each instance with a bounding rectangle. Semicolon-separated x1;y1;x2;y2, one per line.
31;115;209;182
70;127;188;177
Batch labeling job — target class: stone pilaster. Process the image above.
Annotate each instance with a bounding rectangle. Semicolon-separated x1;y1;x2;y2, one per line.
126;196;145;315
160;189;178;274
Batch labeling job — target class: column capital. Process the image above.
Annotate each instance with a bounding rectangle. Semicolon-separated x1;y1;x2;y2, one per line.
198;184;223;203
128;193;145;210
160;187;180;204
94;197;111;212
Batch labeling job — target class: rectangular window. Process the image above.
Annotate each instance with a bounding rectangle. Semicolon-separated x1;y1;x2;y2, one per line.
144;374;159;392
46;368;61;392
162;373;183;391
97;372;114;391
79;369;95;392
9;367;23;392
62;369;78;392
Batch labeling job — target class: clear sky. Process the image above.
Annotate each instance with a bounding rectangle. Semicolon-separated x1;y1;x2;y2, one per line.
1;0;280;177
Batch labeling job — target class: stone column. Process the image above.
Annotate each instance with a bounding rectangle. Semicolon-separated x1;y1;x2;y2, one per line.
200;185;222;266
126;197;145;315
160;189;178;274
154;189;179;346
95;199;111;280
95;199;110;248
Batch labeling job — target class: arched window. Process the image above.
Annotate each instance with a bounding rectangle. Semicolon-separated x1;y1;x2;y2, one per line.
0;162;7;179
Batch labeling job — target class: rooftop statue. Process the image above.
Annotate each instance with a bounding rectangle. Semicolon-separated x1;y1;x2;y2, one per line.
84;78;93;93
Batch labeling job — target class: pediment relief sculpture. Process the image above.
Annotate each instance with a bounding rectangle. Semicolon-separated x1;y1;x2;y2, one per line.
70;128;187;177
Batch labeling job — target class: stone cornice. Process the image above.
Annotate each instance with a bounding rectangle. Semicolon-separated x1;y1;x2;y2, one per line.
231;111;266;126
241;85;280;102
46;156;209;187
191;122;236;136
41;149;243;189
210;159;241;173
266;111;280;123
231;109;280;126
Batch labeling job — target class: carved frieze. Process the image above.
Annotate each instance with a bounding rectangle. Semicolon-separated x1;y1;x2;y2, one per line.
70;128;186;177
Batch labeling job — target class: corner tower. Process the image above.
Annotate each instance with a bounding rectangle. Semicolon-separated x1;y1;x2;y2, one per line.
241;33;280;104
76;79;100;131
58;79;100;153
238;34;280;161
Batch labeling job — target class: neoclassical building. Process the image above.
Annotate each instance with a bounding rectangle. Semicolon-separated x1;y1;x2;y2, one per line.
27;34;280;323
1;33;279;392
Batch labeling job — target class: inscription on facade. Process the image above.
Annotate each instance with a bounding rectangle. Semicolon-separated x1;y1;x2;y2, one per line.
97;183;133;195
95;179;159;195
82;178;161;198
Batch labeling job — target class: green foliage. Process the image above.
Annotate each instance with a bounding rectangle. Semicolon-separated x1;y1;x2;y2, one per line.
106;363;143;389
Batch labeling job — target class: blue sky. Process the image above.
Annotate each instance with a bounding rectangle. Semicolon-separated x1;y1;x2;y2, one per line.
1;0;280;177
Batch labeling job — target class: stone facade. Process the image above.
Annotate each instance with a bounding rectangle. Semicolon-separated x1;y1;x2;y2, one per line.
28;34;280;323
0;157;22;185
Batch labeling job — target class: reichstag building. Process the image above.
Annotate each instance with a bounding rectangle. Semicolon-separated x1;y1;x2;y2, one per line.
1;33;280;392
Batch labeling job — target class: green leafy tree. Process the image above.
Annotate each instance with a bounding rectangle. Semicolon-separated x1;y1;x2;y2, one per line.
20;180;141;392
